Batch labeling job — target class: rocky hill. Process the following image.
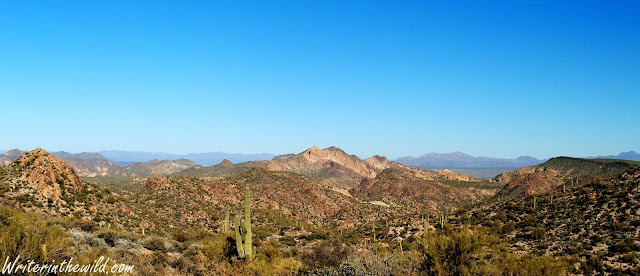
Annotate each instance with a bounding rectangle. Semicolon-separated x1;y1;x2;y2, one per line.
0;149;23;165
119;158;196;176
494;157;638;197
266;146;383;182
455;165;640;275
172;159;269;178
351;168;501;212
179;146;479;189
144;168;369;226
0;148;83;201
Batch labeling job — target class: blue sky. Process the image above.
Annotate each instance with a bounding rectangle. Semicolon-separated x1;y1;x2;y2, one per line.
0;1;638;159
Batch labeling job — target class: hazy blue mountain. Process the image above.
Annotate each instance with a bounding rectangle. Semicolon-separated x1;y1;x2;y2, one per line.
98;150;275;166
394;152;546;169
590;151;640;162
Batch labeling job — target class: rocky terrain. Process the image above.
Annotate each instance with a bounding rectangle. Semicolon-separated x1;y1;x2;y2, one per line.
120;158;196;176
3;148;638;275
172;159;270;178
0;149;197;177
351;168;501;212
52;151;122;177
176;146;479;190
494;157;638;197
454;164;640;275
1;148;84;201
0;149;23;165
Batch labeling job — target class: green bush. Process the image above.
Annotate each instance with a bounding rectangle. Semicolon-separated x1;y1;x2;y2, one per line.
0;207;71;263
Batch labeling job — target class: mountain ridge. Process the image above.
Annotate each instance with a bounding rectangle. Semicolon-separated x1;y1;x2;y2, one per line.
394;151;546;168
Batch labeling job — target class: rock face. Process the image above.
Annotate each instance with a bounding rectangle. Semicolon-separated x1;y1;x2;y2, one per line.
267;146;383;180
266;146;478;186
14;148;84;201
0;149;24;165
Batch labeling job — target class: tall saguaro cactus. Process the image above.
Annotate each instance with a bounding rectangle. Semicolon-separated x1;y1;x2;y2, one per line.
233;187;255;260
244;187;254;259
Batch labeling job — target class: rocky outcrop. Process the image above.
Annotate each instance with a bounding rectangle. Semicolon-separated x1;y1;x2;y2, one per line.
14;148;84;201
267;146;381;180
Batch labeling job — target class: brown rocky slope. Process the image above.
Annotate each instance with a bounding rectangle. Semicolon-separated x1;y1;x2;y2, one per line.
4;148;84;201
494;157;638;197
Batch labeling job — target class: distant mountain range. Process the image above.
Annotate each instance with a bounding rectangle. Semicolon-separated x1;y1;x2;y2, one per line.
97;150;276;166
589;151;640;161
393;152;546;169
175;145;476;189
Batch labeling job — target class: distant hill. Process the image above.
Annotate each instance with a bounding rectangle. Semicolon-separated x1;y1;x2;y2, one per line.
394;151;545;169
175;146;478;189
0;149;24;165
351;168;502;212
494;157;639;197
51;151;121;177
0;150;195;177
98;150;275;166
172;159;269;178
590;150;640;161
120;158;196;176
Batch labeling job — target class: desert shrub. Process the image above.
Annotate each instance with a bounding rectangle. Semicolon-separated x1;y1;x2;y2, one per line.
301;240;352;269
531;227;546;240
279;236;296;247
418;226;567;276
502;221;517;233
199;235;229;262
0;207;71;263
143;236;167;252
97;229;122;247
583;254;605;275
244;257;302;276
106;195;118;204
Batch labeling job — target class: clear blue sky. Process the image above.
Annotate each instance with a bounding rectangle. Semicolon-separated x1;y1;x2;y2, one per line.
1;1;638;159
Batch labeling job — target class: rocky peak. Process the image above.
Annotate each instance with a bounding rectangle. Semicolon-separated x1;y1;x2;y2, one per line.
364;155;391;171
14;148;84;201
219;159;234;167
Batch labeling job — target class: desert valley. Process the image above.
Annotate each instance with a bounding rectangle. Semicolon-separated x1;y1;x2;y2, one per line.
1;146;639;275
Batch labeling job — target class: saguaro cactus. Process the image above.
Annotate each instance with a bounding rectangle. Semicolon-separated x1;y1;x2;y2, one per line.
235;215;245;258
422;214;430;235
244;187;254;259
233;187;255;260
440;211;447;228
